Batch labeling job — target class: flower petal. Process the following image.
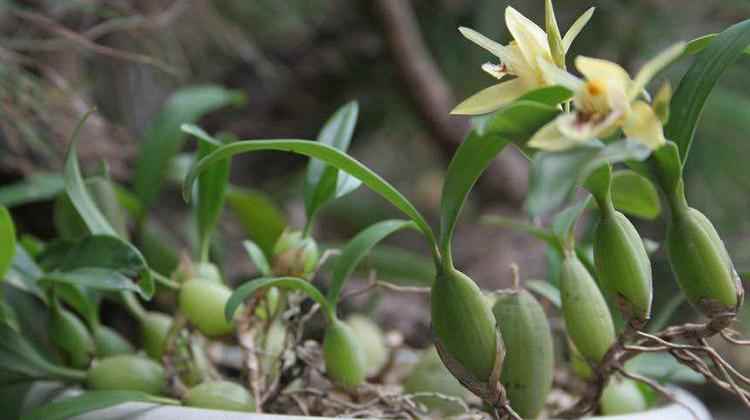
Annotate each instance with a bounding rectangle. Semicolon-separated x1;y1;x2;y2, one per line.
537;57;584;91
562;7;595;52
575;56;631;91
451;79;527;115
628;42;687;101
557;110;623;142
505;7;550;66
458;27;514;62
544;0;565;67
528;117;586;151
482;63;508;80
622;101;666;150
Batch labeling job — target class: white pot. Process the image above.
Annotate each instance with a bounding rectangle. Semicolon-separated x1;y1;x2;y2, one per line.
24;383;711;420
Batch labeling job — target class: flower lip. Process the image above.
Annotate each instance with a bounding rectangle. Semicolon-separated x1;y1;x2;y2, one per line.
586;80;606;96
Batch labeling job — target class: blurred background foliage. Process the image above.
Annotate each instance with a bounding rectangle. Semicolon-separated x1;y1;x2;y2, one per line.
1;0;749;416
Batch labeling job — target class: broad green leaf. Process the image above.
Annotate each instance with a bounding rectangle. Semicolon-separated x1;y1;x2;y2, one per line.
440;100;560;263
0;324;86;385
525;140;652;217
305;101;362;221
243;240;271;276
53;193;89;240
39;268;142;295
0;206;15;279
53;283;99;330
225;187;287;259
610;170;661;220
0;174;64;207
182;126;438;254
134;85;244;213
666;19;750;163
63;119;154;298
20;390;170;420
525;279;561;308
2;287;55;360
138;223;179;276
327;220;416;306
37;235;151;298
189;129;231;261
226;277;333;322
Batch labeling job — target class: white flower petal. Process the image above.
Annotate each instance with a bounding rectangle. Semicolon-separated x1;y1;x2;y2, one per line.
528;117;587;151
557;110;623;142
575;56;632;92
451;79;527;115
505;7;550;66
562;7;595;52
537;56;584;91
482;63;508;80
458;27;514;62
622;101;666;150
628;42;687;101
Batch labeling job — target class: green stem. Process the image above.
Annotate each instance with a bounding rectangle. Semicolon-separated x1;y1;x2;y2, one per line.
152;271;181;290
49;366;87;382
122;291;146;321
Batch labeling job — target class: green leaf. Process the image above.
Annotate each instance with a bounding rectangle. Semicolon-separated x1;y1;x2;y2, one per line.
134;85;244;213
305;101;362;221
525;279;561;308
225;187;287;259
243;240;271;276
327;220;416;306
39;268;142;295
480;214;557;245
6;246;45;299
86;177;129;239
0;324;85;385
64;115;117;238
38;235;152;298
20;390;167;420
226;277;333;322
354;245;435;286
551;197;593;250
666;19;750;163
181;126;437;255
625;353;704;385
610;170;661;220
685;33;750;56
525;140;652;217
188;128;231;261
440;100;560;263
138;223;179;276
63;118;154;298
0;174;64;208
651;141;682;194
0;206;15;280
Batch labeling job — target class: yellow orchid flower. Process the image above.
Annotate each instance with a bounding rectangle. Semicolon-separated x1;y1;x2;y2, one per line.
452;3;595;116
527;42;686;151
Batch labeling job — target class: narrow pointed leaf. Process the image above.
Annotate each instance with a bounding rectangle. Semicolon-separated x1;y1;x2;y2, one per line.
525;279;561;308
525;140;651;217
226;277;334;322
327;220;416;306
192;130;231;259
134;85;244;212
305;101;362;220
226;187;287;259
243;240;271;276
440;100;559;260
20;391;167;420
0;174;64;207
0;206;15;279
666;19;750;163
182;126;437;250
